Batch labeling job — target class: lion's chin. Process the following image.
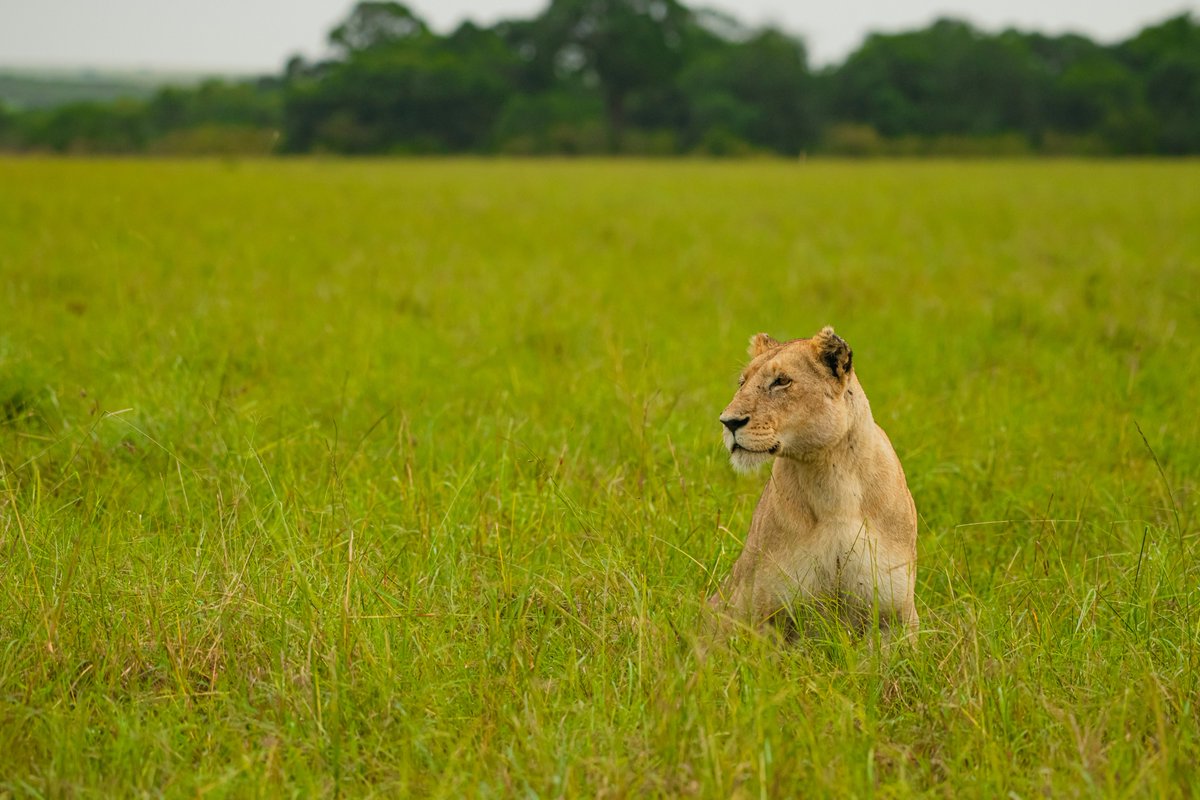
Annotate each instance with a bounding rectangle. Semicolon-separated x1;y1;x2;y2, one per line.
729;446;775;474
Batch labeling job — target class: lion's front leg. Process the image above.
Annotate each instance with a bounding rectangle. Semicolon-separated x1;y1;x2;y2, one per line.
702;566;793;646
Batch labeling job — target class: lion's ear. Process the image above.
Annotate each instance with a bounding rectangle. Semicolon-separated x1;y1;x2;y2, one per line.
814;326;853;379
748;333;780;357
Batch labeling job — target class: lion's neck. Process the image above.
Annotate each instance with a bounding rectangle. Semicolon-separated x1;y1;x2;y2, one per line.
770;378;876;516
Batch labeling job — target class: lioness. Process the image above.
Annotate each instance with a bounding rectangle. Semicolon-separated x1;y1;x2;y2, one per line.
710;327;918;638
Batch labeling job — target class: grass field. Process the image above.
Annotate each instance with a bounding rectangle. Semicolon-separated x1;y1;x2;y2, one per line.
1;158;1198;797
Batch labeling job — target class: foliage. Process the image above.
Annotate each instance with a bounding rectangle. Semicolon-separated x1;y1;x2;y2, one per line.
1118;15;1200;154
679;28;816;154
328;1;430;55
0;4;1197;155
529;0;692;149
8;79;282;155
282;17;517;154
1;158;1199;794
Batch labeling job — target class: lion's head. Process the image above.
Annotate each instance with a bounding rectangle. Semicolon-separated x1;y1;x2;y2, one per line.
719;326;856;473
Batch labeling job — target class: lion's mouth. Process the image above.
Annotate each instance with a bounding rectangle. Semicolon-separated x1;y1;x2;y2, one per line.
731;443;781;455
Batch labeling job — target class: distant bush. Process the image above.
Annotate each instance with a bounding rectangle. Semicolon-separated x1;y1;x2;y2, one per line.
622;129;679;156
903;133;1032;157
820;124;885;157
1039;131;1111;156
0;103;16;149
821;126;1040;158
692;128;761;157
149;124;279;156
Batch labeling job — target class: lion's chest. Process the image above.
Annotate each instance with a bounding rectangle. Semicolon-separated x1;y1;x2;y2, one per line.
770;518;915;622
778;516;873;597
742;465;910;613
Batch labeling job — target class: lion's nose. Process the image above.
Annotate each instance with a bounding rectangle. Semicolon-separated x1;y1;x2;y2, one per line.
720;416;750;434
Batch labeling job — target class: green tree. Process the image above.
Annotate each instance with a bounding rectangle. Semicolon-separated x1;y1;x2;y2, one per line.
530;0;691;150
22;100;150;153
5;2;1198;157
830;20;1048;139
1118;14;1200;153
679;27;816;154
283;8;517;153
329;2;429;55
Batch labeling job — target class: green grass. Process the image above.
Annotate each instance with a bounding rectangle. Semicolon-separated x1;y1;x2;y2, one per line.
1;157;1198;797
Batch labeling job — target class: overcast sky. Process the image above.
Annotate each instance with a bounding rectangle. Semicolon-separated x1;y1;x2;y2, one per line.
1;0;1197;73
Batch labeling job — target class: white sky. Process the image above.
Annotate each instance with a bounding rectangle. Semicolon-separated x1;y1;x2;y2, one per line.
0;0;1196;73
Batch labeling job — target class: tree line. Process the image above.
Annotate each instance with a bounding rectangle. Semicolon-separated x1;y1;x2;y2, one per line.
1;1;1197;156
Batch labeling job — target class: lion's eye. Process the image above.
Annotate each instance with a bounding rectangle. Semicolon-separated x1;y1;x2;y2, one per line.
770;375;792;389
737;376;746;387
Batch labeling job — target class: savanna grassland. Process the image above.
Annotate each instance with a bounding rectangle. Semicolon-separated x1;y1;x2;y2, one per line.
1;158;1198;797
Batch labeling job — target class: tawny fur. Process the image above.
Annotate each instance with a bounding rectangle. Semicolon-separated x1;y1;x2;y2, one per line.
710;327;918;638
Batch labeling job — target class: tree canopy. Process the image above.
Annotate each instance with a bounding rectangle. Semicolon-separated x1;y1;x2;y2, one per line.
1;3;1196;156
